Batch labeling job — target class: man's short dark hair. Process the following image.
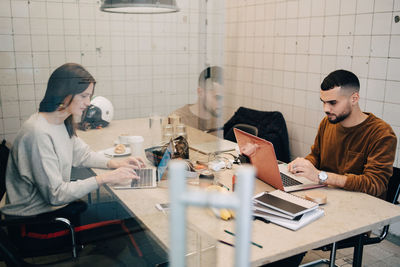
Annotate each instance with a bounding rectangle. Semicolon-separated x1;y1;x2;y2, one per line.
321;69;360;92
198;66;223;89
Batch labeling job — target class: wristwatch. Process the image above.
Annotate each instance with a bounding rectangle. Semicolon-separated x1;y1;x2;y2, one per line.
318;171;328;184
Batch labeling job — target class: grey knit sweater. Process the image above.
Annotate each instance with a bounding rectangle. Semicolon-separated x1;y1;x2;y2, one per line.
1;113;109;216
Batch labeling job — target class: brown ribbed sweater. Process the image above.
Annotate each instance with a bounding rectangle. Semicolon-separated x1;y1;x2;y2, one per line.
305;113;397;198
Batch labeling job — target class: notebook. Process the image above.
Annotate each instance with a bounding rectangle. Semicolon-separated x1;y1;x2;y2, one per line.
113;168;157;189
253;190;318;217
234;128;325;192
254;208;325;231
190;139;238;154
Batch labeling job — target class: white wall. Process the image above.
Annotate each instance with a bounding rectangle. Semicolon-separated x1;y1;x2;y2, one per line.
224;0;400;167
0;0;225;143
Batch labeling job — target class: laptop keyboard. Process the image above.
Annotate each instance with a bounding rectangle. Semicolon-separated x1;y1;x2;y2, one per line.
130;168;156;188
280;172;302;187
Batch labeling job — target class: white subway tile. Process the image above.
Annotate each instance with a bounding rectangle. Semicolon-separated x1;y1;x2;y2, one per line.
18;84;35;101
0;35;13;51
15;52;33;68
324;16;339;36
387;58;400;81
13;35;31;52
371;36;390;57
31;35;48;52
372;12;392;35
298;0;311;17
323;36;338;55
383;103;400;126
295;72;308;90
33;68;49;84
19;100;36;117
0;18;13;34
81;35;95;51
0;85;18;102
29;1;46;18
47;19;64;35
64;19;80;35
0;69;16;85
46;2;63;19
32;53;49;68
353;36;371;57
389;35;400;58
275;1;286;19
311;0;324;16
0;52;15;69
367;79;385;101
357;0;374;13
64;35;81;51
339;15;355;35
365;100;384;118
336;56;352;70
396;0;400;10
11;0;29;18
29;18;47;35
63;3;79;20
325;0;340;16
16;68;34;84
296;37;309;54
12;18;30;35
337;36;353;56
374;0;394;12
352;56;370;78
2;102;20;118
287;1;298;18
297;18;310;36
79;3;95;20
368;57;388;80
340;0;357;15
309;36;323;55
355;14;373;35
385;81;400;104
3;118;21;134
296;54;308;72
48;35;65;52
310;17;324;35
0;1;11;17
321;55;337;75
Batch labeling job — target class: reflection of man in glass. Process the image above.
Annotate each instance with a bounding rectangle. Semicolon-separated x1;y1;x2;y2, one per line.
171;66;223;132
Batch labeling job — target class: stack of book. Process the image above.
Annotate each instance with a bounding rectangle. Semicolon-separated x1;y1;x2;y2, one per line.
253;190;324;231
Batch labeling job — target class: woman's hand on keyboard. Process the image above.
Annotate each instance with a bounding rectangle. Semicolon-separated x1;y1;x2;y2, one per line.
107;156;145;169
96;167;139;185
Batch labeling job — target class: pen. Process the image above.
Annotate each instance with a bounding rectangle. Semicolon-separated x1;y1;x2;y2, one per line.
217;182;230;191
224;229;263;249
218;239;235;247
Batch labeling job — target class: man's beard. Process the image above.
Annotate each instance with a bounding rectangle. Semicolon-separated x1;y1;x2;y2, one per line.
326;109;351;124
203;101;221;118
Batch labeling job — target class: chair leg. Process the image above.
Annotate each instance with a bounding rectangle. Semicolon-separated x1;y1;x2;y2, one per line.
54;217;77;258
352;235;364;267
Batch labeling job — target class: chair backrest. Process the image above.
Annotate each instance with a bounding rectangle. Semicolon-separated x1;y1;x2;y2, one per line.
223;107;290;162
224;123;258;143
0;140;10;201
387;167;400;204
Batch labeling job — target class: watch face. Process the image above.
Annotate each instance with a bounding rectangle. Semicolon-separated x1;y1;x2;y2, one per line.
319;171;328;182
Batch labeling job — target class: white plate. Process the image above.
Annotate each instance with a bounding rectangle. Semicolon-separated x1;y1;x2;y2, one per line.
103;146;131;157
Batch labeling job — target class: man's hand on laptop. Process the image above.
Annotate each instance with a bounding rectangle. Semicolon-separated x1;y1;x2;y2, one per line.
241;143;259;157
288;157;319;182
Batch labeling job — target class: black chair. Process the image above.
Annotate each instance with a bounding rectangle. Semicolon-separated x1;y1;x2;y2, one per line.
223;107;290;163
301;167;400;267
0;139;78;265
223;123;259;142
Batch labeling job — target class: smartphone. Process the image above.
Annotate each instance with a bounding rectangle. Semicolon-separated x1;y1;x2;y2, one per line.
155;203;170;212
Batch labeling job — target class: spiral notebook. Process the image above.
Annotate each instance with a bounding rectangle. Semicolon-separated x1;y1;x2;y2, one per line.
253;190;318;217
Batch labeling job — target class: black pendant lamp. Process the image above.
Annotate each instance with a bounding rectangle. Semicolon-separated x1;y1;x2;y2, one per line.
100;0;180;14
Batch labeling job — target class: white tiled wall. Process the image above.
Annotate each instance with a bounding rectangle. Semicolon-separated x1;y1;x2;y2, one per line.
0;0;224;142
224;0;400;168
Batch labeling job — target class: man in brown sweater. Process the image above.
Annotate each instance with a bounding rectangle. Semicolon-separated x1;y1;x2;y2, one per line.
288;70;397;198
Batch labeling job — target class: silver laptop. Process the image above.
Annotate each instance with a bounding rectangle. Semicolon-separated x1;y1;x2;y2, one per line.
190;139;238;154
113;168;157;189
